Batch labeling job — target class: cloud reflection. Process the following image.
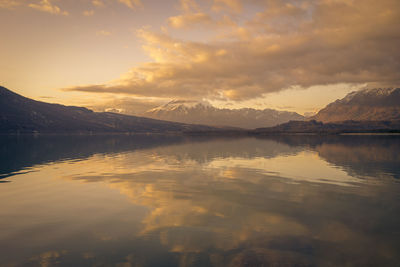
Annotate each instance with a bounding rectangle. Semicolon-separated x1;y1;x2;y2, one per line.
1;135;400;266
62;136;400;266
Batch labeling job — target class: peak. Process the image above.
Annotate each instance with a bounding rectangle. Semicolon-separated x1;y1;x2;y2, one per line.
147;99;213;113
167;99;212;106
341;87;399;103
360;87;398;94
168;99;194;104
352;87;398;96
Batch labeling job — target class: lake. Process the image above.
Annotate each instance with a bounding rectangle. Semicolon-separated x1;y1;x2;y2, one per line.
1;135;399;267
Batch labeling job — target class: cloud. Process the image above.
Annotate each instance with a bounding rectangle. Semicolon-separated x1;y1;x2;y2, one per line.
92;0;104;7
2;0;143;14
117;0;141;9
90;0;142;10
179;0;201;13
168;12;213;28
65;0;400;101
212;0;242;13
0;0;20;9
168;1;233;29
28;0;69;15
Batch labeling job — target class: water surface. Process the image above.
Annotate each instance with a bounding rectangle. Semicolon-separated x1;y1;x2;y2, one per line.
1;135;400;266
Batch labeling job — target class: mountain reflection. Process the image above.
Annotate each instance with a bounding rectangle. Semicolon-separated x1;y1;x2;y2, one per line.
0;135;399;266
0;134;186;179
1;135;400;181
262;135;400;180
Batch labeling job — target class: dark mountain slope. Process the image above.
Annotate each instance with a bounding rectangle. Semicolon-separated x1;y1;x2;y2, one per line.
313;88;400;122
0;86;215;134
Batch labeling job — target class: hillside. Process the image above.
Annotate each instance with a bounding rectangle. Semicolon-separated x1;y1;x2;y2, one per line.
0;86;216;134
313;88;400;122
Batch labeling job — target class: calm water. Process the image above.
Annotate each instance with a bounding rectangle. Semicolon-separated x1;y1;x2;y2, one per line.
1;135;400;267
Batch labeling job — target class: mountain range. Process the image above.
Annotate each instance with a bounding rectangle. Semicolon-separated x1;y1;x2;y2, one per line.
142;88;400;128
1;86;400;134
0;86;216;134
143;100;305;129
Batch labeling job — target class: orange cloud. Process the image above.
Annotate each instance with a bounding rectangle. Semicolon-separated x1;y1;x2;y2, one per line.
179;0;201;13
92;0;104;7
168;12;213;28
64;0;400;101
28;0;69;15
212;0;242;13
117;0;141;9
0;0;20;9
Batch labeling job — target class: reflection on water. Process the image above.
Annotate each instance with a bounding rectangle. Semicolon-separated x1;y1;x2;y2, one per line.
0;135;399;266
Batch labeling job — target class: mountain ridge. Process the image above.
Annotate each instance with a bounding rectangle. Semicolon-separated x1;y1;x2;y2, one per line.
144;99;305;129
313;88;400;122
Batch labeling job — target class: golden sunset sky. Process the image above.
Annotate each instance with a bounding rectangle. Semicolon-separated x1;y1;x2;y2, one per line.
1;0;399;114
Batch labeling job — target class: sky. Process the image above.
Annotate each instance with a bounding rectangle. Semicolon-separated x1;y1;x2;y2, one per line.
1;0;399;115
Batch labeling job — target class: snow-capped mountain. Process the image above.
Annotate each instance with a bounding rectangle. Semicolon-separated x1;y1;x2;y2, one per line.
313;88;400;122
147;100;213;113
144;100;305;129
